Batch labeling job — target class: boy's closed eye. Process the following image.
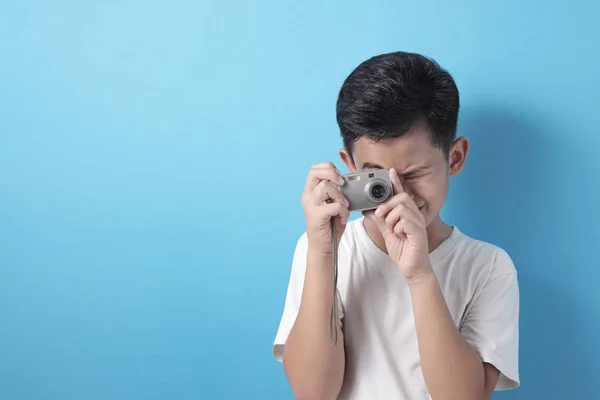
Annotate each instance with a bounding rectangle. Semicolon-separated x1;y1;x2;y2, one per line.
361;162;432;177
403;172;425;180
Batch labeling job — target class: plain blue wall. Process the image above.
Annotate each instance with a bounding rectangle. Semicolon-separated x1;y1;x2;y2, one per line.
1;1;599;399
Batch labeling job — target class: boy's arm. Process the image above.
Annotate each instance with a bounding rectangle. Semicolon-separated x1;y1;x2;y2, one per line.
280;162;349;400
283;249;345;400
409;248;520;400
409;271;495;400
367;169;519;399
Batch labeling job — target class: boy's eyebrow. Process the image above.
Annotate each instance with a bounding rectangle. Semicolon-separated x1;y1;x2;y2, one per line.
361;162;385;170
361;162;431;175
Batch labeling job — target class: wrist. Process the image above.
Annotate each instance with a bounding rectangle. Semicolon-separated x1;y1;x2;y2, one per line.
307;244;335;262
406;264;436;289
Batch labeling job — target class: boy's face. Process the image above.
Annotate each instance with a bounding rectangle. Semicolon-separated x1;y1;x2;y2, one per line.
340;125;468;228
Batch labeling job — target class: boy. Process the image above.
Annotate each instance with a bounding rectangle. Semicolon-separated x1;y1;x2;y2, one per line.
272;52;519;400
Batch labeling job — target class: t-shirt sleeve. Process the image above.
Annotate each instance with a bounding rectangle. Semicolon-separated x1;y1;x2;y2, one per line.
460;248;520;391
272;233;309;363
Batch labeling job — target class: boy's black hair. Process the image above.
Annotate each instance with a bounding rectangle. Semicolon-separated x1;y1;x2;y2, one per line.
336;51;459;158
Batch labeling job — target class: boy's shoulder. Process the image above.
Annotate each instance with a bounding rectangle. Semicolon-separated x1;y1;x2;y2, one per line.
420;226;519;290
449;227;517;275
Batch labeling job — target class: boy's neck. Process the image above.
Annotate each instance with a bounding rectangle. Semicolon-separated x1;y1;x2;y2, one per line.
363;214;454;255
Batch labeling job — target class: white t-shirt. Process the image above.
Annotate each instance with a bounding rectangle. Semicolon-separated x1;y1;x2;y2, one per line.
273;217;520;400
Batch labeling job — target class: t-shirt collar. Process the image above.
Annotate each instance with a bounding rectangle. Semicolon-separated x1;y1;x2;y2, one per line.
353;216;463;267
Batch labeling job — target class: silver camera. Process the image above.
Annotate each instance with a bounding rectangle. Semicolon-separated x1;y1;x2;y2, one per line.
340;169;393;212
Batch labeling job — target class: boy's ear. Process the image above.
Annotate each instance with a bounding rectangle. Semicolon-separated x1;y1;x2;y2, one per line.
449;136;469;176
339;148;357;173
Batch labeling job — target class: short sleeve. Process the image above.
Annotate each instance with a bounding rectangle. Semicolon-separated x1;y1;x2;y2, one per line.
460;249;520;390
272;234;309;362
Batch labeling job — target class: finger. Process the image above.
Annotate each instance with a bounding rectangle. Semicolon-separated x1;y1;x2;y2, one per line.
385;204;408;231
375;192;414;218
401;198;424;223
393;217;421;238
393;221;407;240
320;202;350;223
386;205;424;234
389;168;404;195
385;202;423;228
362;209;376;222
336;204;351;225
313;180;349;207
305;163;344;192
363;209;389;234
362;209;385;230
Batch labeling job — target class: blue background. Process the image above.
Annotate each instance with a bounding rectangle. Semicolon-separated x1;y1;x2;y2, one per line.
1;1;598;399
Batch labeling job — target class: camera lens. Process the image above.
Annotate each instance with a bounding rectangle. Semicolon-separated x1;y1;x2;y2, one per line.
370;183;386;199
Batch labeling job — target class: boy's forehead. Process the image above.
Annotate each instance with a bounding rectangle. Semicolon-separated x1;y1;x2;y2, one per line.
352;131;439;170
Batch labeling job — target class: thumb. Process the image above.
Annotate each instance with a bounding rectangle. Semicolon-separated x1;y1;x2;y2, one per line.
362;210;387;232
362;209;376;222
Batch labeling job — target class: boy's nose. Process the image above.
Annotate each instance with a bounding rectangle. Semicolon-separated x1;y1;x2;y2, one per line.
401;186;424;207
401;183;416;199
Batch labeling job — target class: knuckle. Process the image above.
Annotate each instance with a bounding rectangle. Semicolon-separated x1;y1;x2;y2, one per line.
301;193;311;205
326;205;341;217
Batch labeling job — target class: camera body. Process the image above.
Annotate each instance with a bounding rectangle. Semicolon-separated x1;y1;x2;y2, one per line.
340;169;393;212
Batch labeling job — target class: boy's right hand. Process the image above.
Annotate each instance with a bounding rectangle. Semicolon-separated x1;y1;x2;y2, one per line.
301;162;350;254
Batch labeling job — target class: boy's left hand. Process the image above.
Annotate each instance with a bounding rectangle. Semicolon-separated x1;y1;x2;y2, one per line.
363;168;433;282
